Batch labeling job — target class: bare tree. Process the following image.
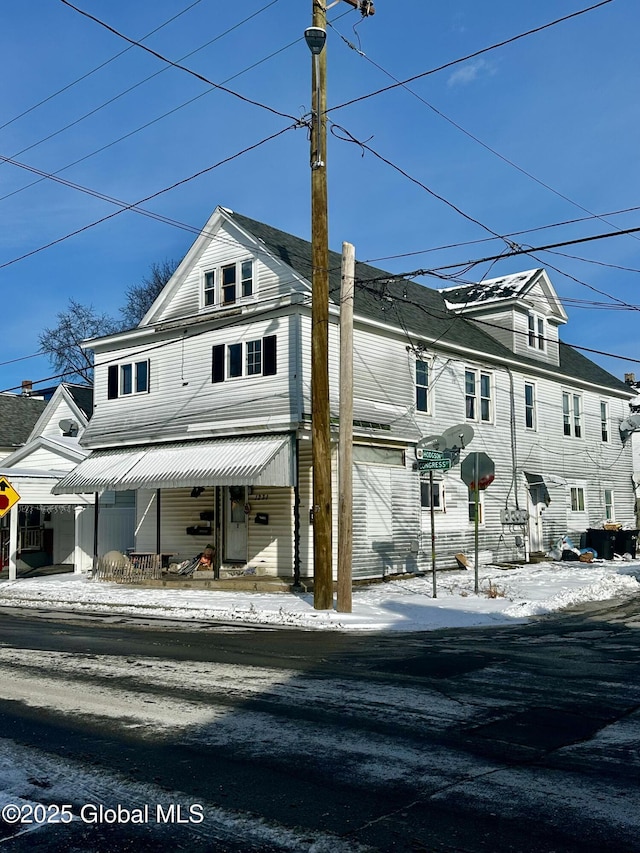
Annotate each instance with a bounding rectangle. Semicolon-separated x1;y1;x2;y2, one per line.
38;299;120;384
120;258;177;328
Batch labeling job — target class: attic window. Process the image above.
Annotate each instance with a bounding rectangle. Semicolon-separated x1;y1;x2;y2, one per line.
528;313;545;351
202;260;254;309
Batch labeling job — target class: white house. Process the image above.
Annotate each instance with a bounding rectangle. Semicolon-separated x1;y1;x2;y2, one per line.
53;207;636;581
1;384;135;578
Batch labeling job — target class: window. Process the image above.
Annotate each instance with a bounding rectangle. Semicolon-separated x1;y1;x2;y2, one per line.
421;480;443;511
468;488;483;523
246;339;262;376
528;312;545;351
107;360;150;399
604;488;614;520
416;359;429;413
562;392;582;438
204;271;215;306
600;401;609;442
525;382;536;430
202;259;255;308
465;369;492;422
570;486;585;512
212;335;277;383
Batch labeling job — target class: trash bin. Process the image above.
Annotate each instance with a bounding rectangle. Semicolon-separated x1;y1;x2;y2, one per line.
585;529;617;560
615;529;638;558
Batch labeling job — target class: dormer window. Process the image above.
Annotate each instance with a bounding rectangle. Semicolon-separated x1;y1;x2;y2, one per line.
202;260;254;309
528;312;545;351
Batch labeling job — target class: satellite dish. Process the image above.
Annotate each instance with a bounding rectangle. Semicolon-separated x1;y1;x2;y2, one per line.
59;418;79;436
620;415;640;441
441;423;474;451
417;434;448;452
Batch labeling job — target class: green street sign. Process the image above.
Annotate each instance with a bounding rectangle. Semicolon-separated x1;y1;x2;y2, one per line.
418;458;452;472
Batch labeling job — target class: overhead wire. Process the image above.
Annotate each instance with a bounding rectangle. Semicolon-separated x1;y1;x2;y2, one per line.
0;0;205;133
327;1;614;115
2;0;287;181
58;0;298;121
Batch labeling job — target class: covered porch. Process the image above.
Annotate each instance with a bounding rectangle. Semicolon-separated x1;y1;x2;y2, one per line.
53;434;300;584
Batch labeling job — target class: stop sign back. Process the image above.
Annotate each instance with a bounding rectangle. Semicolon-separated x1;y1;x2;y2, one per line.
460;452;495;490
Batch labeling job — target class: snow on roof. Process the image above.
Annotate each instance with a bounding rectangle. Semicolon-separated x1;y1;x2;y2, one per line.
440;269;541;308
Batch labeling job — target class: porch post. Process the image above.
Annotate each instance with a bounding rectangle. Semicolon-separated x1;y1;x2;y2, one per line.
8;506;18;581
156;489;161;556
73;505;83;574
92;492;99;572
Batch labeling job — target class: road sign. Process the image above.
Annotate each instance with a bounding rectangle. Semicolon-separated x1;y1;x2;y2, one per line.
0;477;20;518
418;458;452;472
416;448;445;461
460;452;495;490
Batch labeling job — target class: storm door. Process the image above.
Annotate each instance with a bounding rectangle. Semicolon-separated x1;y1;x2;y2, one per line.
224;486;247;563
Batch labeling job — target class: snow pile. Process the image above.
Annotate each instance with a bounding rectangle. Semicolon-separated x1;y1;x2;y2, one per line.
0;559;638;632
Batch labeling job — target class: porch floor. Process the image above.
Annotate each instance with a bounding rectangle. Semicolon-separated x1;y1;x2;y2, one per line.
0;564;75;580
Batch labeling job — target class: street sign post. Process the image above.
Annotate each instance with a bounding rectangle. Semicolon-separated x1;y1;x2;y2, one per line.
0;477;20;519
460;453;495;594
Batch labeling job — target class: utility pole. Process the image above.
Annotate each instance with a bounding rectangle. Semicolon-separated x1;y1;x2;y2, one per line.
338;241;354;613
305;0;375;611
306;4;331;611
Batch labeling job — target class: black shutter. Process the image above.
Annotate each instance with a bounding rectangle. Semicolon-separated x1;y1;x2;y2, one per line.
212;344;225;383
107;365;119;399
263;335;277;376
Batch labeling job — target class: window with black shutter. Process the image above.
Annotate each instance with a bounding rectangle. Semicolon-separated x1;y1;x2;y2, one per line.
263;335;277;376
212;344;225;383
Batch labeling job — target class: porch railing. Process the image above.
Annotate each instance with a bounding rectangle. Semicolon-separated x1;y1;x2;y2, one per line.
94;552;161;584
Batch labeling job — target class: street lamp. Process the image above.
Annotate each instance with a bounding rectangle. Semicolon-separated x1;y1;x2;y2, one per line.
304;26;326;170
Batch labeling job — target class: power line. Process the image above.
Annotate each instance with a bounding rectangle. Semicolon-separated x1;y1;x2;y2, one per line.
362;205;640;265
58;0;298;122
2;1;286;181
327;1;614;115
0;0;205;133
0;123;301;272
329;15;640;250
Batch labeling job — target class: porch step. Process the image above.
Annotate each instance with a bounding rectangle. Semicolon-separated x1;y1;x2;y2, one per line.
138;574;298;593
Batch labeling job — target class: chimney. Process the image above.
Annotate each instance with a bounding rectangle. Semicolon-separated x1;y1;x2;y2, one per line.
625;373;636;386
21;380;33;396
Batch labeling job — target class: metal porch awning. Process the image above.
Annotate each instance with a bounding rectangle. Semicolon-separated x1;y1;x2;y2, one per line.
52;434;295;494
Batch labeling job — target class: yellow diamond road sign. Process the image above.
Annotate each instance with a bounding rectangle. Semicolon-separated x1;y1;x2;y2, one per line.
0;477;20;518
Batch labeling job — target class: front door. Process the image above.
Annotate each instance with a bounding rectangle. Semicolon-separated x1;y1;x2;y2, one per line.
224;486;247;563
528;484;546;553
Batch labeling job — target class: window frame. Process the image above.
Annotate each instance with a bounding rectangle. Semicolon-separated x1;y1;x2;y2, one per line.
562;391;583;438
570;485;586;513
415;357;430;414
201;259;255;309
420;478;444;512
603;487;614;520
527;311;546;351
600;401;609;443
524;381;537;430
212;335;277;384
465;367;493;423
107;359;150;399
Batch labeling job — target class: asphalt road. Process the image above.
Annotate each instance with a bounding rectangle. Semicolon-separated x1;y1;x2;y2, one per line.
0;596;638;852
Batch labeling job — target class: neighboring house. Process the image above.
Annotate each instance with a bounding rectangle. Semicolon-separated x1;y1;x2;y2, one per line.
0;391;47;461
54;207;636;580
0;383;135;577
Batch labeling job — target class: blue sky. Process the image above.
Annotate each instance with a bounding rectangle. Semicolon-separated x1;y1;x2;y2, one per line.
1;0;638;392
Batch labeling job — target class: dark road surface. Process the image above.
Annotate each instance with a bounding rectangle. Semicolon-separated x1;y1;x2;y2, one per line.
0;596;638;852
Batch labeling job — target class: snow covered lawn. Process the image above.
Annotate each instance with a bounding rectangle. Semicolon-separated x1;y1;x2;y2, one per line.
0;559;638;631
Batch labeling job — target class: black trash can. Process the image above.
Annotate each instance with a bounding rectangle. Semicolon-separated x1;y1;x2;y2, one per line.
585;529;617;560
615;529;638;558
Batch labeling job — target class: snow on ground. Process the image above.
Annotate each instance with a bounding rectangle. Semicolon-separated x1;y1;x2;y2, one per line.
0;559;638;631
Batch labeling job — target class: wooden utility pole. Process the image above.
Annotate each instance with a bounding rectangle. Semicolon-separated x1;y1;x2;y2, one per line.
337;241;354;613
308;1;332;610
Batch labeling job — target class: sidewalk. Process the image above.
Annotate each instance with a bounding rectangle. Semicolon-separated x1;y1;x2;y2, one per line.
0;559;638;631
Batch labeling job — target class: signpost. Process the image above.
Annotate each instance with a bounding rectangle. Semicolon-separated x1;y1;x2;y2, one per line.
0;477;20;519
416;450;452;599
460;453;495;593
